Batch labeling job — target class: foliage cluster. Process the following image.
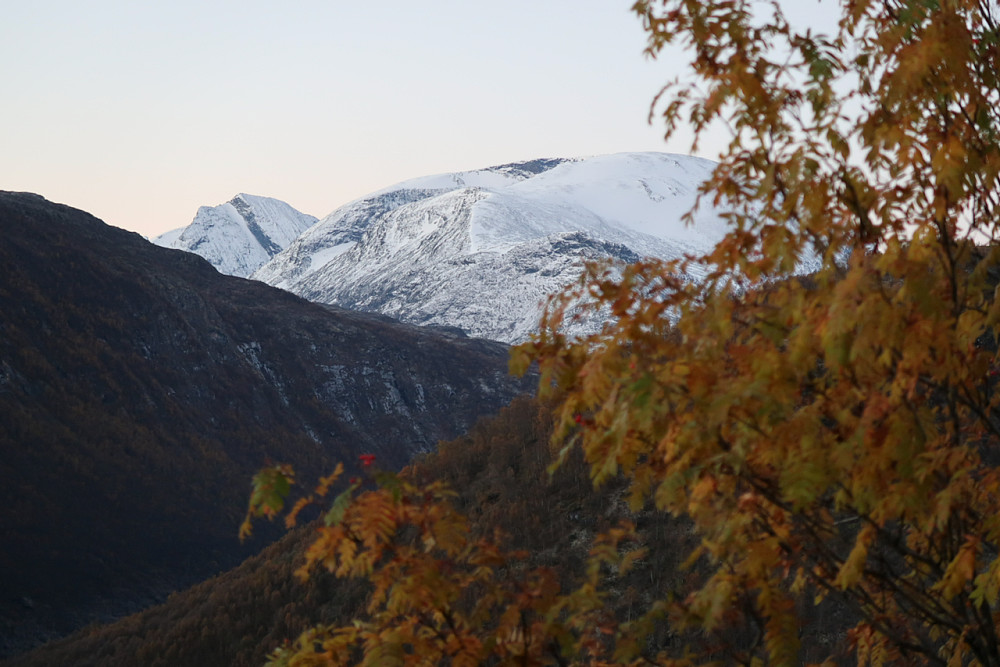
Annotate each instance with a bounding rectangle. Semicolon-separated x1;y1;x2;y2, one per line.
248;0;1000;664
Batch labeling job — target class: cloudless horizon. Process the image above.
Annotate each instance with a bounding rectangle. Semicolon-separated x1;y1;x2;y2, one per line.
2;1;837;238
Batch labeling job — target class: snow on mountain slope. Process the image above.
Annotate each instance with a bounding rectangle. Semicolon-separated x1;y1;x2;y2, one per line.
252;188;450;290
252;158;572;290
153;194;317;277
253;152;729;343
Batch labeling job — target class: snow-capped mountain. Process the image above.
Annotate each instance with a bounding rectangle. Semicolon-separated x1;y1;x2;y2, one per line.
252;152;729;343
154;194;317;277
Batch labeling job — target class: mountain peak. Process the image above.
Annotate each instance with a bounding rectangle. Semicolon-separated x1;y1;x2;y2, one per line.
253;151;729;343
154;152;733;343
153;194;317;278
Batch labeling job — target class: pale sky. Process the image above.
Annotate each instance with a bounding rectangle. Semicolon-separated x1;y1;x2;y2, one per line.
1;1;837;238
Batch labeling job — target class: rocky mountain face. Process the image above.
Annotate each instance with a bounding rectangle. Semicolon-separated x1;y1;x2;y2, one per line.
0;192;532;658
153;193;317;277
252;152;730;343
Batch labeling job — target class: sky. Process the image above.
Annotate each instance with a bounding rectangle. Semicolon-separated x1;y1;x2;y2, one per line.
2;1;838;238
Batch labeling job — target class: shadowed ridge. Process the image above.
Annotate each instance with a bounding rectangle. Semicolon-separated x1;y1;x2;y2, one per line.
0;192;531;658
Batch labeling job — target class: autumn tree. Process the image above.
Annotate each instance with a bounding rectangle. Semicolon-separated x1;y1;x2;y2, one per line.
247;1;1000;664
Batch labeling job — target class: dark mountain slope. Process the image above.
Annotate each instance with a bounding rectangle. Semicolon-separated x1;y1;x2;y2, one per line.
2;396;652;667
0;192;531;657
3;387;855;667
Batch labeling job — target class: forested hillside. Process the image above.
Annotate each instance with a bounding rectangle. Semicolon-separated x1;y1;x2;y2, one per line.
0;397;693;666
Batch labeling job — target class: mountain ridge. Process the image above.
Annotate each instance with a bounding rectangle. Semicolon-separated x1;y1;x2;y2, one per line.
0;191;531;657
253;151;727;342
153;193;317;277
